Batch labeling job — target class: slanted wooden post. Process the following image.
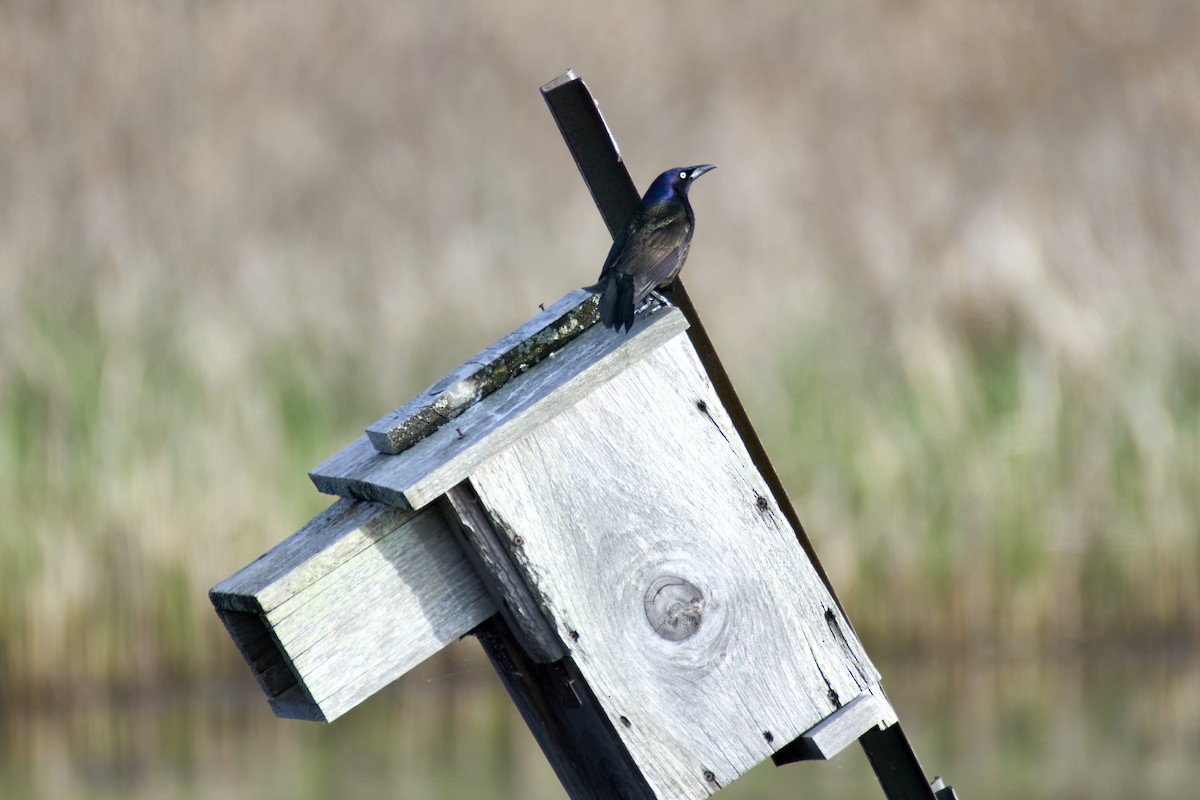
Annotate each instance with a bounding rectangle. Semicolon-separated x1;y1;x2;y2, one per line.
210;70;957;800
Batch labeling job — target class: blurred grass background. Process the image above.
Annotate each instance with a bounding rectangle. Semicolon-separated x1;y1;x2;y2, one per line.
1;0;1197;717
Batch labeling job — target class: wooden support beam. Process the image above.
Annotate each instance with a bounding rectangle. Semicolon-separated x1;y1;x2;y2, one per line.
210;498;496;722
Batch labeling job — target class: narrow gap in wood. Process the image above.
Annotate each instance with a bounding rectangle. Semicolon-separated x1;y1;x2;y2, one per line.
439;482;566;664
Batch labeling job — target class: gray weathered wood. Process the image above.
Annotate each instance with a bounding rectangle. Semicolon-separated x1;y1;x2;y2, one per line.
440;483;566;664
366;290;599;454
467;331;880;799
210;498;496;722
309;299;689;510
772;683;899;763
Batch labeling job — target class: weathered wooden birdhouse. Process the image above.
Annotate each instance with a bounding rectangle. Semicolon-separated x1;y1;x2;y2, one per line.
210;72;955;800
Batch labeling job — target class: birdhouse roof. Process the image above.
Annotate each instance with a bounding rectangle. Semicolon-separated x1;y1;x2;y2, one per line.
309;290;689;510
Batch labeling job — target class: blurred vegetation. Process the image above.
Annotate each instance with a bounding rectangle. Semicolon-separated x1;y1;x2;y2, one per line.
4;651;1197;800
1;0;1198;696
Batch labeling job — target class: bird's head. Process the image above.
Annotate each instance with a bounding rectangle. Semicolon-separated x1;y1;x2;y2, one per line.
643;164;717;204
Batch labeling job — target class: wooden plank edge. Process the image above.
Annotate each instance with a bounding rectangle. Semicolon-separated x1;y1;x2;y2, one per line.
209;498;410;612
440;482;566;664
771;684;898;764
308;435;414;509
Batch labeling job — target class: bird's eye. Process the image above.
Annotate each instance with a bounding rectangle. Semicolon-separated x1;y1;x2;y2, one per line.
679;171;688;180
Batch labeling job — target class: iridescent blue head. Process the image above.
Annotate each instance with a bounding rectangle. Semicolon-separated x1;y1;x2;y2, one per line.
642;164;718;205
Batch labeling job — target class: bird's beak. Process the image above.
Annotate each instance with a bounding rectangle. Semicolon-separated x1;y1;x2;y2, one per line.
688;164;718;180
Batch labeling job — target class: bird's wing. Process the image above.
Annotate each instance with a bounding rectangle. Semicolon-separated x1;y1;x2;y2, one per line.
605;204;691;298
593;220;635;283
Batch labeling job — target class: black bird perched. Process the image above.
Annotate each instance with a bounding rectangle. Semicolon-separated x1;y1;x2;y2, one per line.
585;164;717;332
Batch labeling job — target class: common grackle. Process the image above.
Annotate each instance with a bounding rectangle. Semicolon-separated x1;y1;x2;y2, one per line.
585;164;717;332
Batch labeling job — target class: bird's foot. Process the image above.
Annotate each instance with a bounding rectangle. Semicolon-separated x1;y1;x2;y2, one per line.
638;290;674;316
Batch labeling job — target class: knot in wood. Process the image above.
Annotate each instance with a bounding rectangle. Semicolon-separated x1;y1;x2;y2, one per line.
644;576;704;641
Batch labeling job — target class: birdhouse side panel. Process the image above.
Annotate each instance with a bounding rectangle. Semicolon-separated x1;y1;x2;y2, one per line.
468;332;878;800
211;501;497;722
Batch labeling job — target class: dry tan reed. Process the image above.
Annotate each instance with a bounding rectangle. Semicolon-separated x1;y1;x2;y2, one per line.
1;1;1197;690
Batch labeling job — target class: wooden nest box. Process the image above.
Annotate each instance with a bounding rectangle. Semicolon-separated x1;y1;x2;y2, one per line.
210;71;955;800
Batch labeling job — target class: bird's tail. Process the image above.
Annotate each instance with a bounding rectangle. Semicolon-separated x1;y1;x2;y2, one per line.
584;274;636;332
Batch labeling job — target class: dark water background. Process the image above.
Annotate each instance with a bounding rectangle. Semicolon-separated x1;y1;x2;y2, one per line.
5;646;1195;800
